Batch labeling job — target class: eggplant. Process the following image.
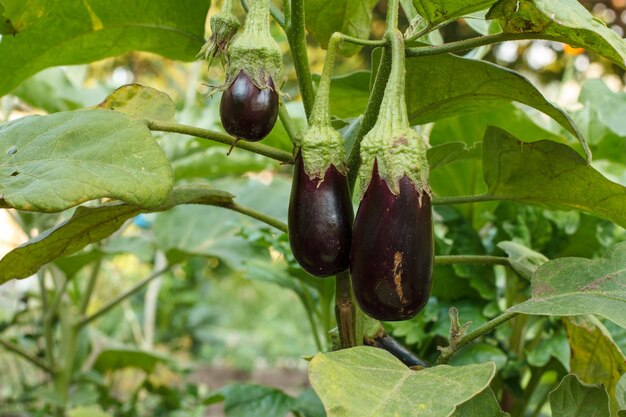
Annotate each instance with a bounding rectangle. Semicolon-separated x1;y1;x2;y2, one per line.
288;153;353;277
350;162;433;321
220;70;278;142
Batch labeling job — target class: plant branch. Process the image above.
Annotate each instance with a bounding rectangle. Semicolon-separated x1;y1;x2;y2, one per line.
278;104;299;145
406;32;548;58
286;0;315;118
78;265;173;328
335;271;358;349
436;310;518;365
432;194;499;205
435;255;511;267
79;259;101;315
0;337;54;374
223;202;288;233
145;120;293;163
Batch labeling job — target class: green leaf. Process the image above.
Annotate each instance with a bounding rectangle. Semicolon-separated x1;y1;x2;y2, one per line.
217;384;296;417
405;55;590;159
93;348;172;373
0;110;174;212
450;388;509;417
96;84;176;122
412;0;499;27
309;346;496;417
0;3;17;35
325;71;371;120
449;343;508;371
549;374;611;417
68;406;113;417
427;142;482;171
304;0;378;56
510;241;626;329
0;186;233;283
617;374;626;415
497;241;549;280
579;79;626;137
0;0;210;96
565;316;626;416
526;330;570;370
488;0;626;68
482;127;626;228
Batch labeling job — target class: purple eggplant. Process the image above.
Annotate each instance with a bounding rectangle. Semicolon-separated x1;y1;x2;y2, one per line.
288;154;353;277
351;162;433;321
220;70;278;142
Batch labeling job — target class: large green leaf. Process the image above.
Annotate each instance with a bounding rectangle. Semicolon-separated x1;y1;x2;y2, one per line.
482;127;626;228
213;384;297;417
309;346;496;417
549;374;611;417
325;71;371;120
510;241;626;329
0;186;233;284
68;407;113;417
304;0;378;56
0;110;174;212
0;0;210;96
405;55;590;159
565;316;626;416
487;0;626;68
93;348;173;373
96;84;176;122
497;241;549;280
450;388;509;417
412;0;499;26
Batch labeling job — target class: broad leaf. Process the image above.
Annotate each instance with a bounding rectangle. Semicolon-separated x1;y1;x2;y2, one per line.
0;0;210;96
0;110;174;212
305;0;378;56
497;241;549;280
450;388;509;417
511;241;626;329
325;71;371;120
216;384;296;417
549;374;611;417
93;348;172;373
579;79;626;137
617;374;626;415
405;55;590;159
412;0;499;27
0;186;233;283
488;0;626;68
427;142;482;171
565;316;626;416
68;407;113;417
309;346;496;417
97;84;176;122
482;127;626;228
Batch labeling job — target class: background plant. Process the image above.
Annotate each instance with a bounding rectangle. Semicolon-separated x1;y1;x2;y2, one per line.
0;0;625;416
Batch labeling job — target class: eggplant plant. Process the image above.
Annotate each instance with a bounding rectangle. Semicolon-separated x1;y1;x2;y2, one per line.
0;0;625;416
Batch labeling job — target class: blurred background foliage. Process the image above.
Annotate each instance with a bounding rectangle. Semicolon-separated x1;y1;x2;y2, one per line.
0;0;625;416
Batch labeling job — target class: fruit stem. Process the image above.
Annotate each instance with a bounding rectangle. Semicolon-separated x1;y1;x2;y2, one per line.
286;0;315;118
223;0;237;15
309;33;341;128
242;0;270;36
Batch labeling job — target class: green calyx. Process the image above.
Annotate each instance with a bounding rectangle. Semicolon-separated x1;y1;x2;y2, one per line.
225;0;282;90
358;30;429;197
297;33;347;179
197;0;241;68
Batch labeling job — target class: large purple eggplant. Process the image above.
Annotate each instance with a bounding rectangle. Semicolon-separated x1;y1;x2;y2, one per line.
220;71;278;142
289;153;353;277
351;162;433;321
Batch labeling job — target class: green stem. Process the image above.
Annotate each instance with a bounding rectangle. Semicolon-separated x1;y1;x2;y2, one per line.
435;255;511;267
299;292;324;352
335;271;358;349
240;0;286;28
432;194;499;205
79;260;101;315
278;104;299;145
286;0;315;118
309;33;342;127
0;337;54;374
281;0;291;24
224;202;288;233
38;272;56;371
347;46;393;189
145;120;292;163
77;266;173;328
406;32;548;58
436;310;518;365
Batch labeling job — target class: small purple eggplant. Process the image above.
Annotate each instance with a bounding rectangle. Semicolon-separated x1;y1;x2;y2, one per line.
220;71;278;142
288;153;353;277
350;162;433;321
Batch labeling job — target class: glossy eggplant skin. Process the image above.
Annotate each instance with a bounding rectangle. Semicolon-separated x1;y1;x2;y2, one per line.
350;163;433;321
288;154;353;277
220;71;279;142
